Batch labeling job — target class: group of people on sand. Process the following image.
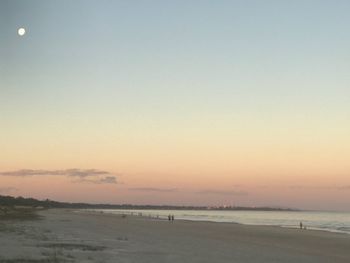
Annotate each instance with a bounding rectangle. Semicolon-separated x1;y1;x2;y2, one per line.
168;214;175;221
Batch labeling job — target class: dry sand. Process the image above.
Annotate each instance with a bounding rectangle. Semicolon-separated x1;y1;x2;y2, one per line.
0;209;349;262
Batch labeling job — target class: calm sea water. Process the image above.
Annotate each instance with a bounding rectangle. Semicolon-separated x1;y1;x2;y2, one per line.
93;209;350;234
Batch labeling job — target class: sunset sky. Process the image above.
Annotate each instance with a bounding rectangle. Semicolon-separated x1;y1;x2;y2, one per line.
1;0;350;211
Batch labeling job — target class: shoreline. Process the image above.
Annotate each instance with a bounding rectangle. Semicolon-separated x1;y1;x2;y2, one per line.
82;208;350;236
1;208;349;262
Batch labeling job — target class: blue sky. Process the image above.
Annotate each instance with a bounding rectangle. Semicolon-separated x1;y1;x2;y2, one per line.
1;0;350;209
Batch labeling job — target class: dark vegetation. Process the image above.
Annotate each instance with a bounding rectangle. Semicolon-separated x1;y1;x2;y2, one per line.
0;206;41;221
0;195;297;211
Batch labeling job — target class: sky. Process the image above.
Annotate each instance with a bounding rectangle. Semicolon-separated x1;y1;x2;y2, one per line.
1;0;350;211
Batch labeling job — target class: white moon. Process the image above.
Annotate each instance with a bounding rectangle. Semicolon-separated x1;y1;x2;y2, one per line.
18;28;26;36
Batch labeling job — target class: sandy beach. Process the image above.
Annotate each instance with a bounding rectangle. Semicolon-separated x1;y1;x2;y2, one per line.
0;209;349;262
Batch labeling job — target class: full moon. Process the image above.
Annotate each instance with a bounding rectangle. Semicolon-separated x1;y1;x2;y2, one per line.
18;28;26;36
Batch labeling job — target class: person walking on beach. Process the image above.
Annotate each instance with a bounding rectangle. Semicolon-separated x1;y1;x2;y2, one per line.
171;215;174;221
168;214;171;221
299;221;303;229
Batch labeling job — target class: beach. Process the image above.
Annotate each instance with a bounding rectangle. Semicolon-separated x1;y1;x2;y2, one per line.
0;209;349;262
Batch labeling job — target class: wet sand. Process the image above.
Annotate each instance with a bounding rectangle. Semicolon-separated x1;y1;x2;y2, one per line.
0;209;349;262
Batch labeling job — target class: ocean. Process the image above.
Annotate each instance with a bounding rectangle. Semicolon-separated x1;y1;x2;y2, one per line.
92;209;350;234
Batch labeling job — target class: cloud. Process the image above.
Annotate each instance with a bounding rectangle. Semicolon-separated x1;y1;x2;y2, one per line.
287;185;350;191
129;187;178;193
0;169;118;185
335;186;350;191
288;185;306;190
99;176;118;184
0;187;18;194
0;169;110;178
78;176;118;184
196;189;248;196
257;185;270;189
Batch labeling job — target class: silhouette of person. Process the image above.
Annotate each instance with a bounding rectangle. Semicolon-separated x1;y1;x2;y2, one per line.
300;222;303;229
168;214;171;221
171;215;174;221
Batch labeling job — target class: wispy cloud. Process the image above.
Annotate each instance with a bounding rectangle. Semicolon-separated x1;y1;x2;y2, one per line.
333;185;350;191
196;189;248;196
288;185;306;190
99;176;118;184
0;187;18;194
287;185;350;191
129;187;178;193
78;176;118;184
0;169;118;184
0;169;110;178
